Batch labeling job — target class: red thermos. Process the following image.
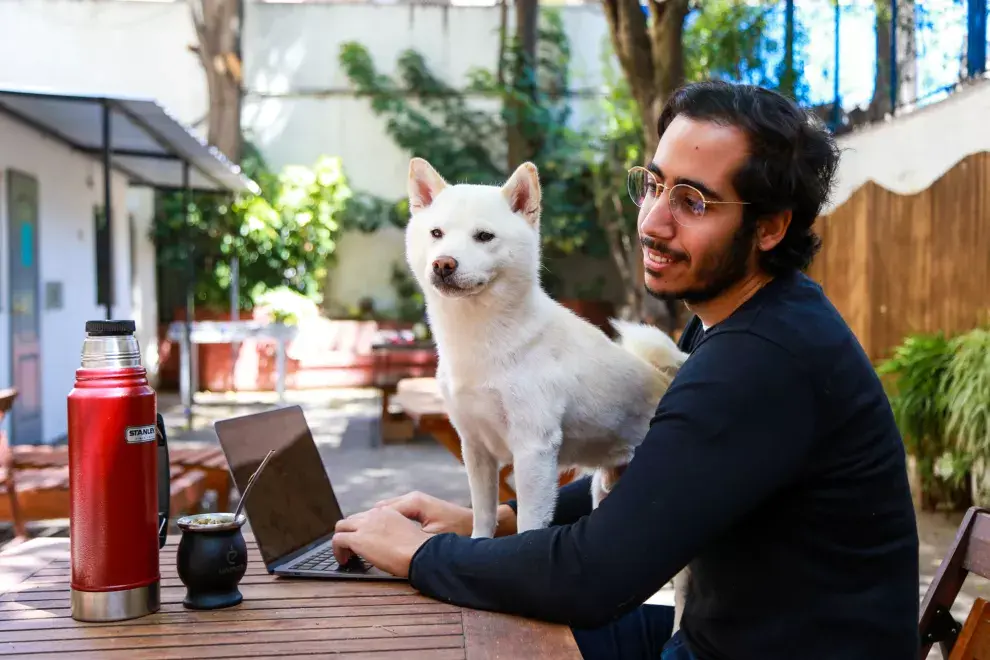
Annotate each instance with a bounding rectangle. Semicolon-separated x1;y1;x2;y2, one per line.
68;320;170;622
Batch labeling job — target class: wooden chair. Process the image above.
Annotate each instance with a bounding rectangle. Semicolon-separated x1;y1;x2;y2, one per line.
0;387;211;538
920;506;990;658
7;440;233;515
0;388;27;538
393;377;579;502
168;444;233;512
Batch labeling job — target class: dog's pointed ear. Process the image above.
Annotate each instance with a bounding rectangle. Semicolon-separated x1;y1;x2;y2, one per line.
408;157;447;214
501;162;541;227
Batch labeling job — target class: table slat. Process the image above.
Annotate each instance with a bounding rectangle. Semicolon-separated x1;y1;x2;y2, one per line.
0;634;466;658
0;533;578;658
0;612;461;640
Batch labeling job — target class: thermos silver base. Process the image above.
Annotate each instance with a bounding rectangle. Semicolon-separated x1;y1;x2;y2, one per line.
70;581;161;622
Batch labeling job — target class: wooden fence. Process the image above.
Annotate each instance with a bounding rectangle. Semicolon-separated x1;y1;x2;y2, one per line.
807;151;990;363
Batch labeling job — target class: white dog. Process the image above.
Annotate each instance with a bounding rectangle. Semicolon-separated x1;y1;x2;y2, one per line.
404;157;691;629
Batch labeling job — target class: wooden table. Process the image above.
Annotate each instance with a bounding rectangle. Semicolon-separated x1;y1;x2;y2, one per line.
0;533;581;658
370;340;437;446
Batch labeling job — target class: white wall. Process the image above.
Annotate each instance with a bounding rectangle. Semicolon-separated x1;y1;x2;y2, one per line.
0;112;132;444
241;1;609;311
0;0;612;313
826;76;990;213
0;0;206;130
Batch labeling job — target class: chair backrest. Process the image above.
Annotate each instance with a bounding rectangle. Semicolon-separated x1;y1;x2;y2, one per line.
920;506;990;659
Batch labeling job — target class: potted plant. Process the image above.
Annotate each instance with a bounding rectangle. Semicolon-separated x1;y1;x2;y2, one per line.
943;327;990;506
877;332;969;511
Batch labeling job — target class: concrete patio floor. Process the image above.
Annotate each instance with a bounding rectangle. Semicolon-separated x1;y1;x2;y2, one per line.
3;386;986;651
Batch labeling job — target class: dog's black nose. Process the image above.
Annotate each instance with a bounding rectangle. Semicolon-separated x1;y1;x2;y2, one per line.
433;256;458;279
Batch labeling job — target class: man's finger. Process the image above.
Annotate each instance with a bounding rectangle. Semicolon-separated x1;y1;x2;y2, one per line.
374;492;419;510
331;531;355;564
381;498;426;521
334;513;364;533
373;495;404;508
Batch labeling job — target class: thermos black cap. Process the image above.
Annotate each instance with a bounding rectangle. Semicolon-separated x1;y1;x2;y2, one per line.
85;320;136;336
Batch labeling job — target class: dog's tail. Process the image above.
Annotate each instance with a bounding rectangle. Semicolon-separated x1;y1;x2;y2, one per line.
609;319;687;381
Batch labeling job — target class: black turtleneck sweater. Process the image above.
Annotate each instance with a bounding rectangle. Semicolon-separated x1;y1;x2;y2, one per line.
408;270;920;659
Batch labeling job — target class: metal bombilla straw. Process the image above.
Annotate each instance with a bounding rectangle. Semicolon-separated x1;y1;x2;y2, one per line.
234;449;276;521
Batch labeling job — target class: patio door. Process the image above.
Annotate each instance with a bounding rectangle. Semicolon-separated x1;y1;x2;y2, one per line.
6;169;42;445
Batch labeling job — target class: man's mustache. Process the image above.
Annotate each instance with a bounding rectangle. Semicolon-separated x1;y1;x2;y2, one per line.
641;236;689;262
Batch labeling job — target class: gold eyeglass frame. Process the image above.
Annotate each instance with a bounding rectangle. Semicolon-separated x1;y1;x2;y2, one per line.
627;166;749;226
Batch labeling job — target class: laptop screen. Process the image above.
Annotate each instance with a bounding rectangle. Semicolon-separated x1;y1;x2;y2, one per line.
214;405;344;566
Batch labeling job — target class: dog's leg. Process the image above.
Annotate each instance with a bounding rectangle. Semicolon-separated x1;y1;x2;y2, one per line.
461;438;501;538
590;468;607;509
512;439;561;532
590;465;627;509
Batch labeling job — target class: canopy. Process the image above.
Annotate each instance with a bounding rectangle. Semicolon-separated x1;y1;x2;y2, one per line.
0;86;257;194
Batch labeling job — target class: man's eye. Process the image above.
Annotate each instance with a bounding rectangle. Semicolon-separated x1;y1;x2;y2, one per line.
475;231;495;243
431;229;443;239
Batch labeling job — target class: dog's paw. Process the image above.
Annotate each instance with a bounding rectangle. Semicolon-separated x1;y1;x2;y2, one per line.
470;516;497;539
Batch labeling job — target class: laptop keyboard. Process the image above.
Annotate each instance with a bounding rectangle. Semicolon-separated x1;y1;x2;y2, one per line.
292;546;371;573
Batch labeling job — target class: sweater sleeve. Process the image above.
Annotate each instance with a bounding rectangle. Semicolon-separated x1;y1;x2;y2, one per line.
407;332;817;629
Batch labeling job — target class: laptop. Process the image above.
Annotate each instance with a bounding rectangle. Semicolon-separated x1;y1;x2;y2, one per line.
213;405;405;581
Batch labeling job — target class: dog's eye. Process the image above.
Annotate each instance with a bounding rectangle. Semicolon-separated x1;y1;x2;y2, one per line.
475;231;495;243
430;228;443;239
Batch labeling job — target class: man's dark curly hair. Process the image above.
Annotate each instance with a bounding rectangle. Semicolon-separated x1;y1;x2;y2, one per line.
656;80;842;276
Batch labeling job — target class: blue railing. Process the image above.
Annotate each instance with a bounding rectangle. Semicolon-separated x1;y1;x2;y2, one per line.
692;0;990;132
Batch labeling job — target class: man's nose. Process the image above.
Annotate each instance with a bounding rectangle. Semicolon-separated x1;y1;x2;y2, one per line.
639;197;677;240
433;256;458;278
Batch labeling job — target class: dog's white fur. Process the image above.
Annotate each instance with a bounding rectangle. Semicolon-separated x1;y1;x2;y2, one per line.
404;157;691;630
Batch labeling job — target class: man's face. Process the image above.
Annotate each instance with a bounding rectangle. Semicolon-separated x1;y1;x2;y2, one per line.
638;115;757;305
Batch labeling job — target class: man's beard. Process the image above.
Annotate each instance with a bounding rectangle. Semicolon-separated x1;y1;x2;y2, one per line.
644;221;756;305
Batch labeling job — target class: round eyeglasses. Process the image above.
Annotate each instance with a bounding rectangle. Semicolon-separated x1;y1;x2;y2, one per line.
627;166;748;226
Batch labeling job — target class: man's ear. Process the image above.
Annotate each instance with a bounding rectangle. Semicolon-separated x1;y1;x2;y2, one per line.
756;209;792;253
408;157;448;214
500;162;541;227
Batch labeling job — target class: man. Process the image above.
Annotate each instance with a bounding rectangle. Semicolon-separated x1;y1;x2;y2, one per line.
332;81;921;659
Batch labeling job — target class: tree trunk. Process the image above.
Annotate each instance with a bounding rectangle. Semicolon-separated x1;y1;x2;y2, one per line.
867;0;915;122
189;0;243;164
596;0;689;325
507;0;539;170
601;0;690;157
867;0;893;120
896;0;917;106
496;0;509;87
779;0;797;99
599;190;642;318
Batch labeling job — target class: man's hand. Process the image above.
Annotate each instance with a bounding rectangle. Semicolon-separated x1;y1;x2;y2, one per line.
373;491;473;535
374;491;518;537
331;507;433;578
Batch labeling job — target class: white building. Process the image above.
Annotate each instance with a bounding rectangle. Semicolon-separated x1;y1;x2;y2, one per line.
0;87;254;445
0;0;613;316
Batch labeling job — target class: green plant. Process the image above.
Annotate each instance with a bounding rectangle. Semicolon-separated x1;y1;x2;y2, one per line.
944;328;990;459
336;5;816;316
877;332;963;505
337;9;602;266
251;286;322;326
879;325;990;509
389;262;427;324
153;142;376;313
